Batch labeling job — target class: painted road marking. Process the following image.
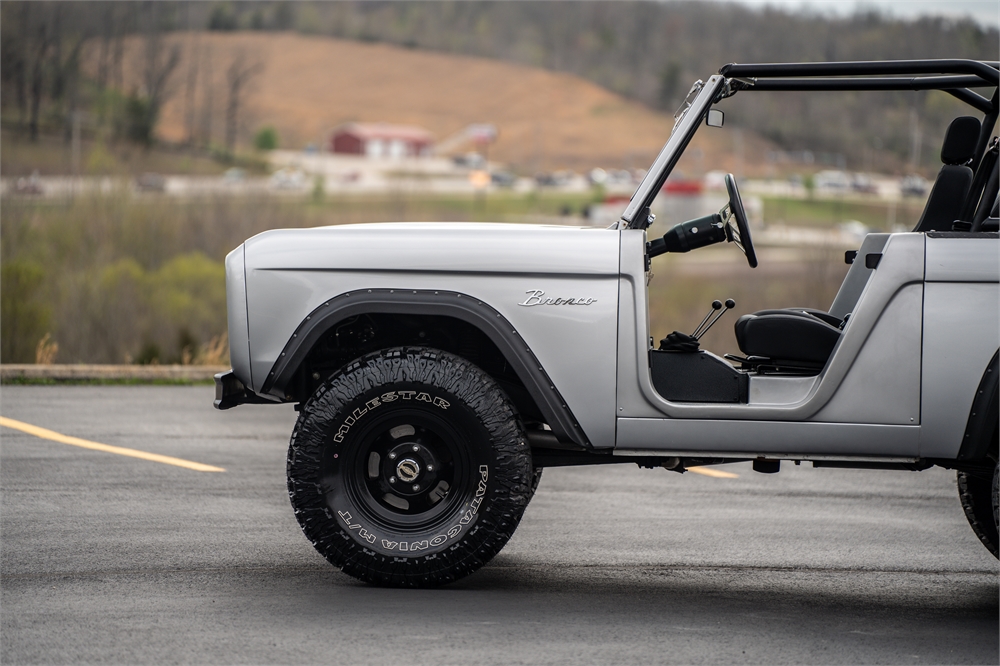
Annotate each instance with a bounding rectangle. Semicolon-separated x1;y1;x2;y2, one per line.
687;466;739;478
0;416;225;472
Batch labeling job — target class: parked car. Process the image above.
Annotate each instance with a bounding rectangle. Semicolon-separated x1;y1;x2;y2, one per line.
14;171;43;195
268;167;306;190
901;173;930;197
216;59;1000;587
490;170;517;188
813;169;852;192
223;167;246;184
851;172;878;194
135;172;166;192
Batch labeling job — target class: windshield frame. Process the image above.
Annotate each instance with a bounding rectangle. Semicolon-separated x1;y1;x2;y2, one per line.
619;74;727;229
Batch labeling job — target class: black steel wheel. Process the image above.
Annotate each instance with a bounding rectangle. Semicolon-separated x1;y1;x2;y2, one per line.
287;347;533;587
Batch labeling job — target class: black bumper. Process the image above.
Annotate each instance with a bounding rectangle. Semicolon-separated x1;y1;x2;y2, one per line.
214;371;246;409
214;371;276;409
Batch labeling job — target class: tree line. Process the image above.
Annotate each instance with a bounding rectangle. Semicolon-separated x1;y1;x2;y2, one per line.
183;0;999;170
2;1;997;169
0;1;262;156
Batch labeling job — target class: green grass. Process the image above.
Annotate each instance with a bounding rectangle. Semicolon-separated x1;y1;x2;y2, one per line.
0;130;267;178
762;195;926;231
0;189;597;365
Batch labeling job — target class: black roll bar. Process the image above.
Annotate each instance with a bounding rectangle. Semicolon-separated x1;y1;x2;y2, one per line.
621;60;1000;230
742;76;994;112
721;59;999;86
720;58;999;171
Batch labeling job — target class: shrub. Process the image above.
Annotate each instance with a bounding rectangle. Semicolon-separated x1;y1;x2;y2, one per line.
124;94;155;146
1;260;52;363
254;126;279;151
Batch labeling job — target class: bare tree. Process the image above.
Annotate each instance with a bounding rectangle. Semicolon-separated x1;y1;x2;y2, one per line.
27;8;50;142
140;3;180;143
181;5;200;145
0;2;31;131
49;5;64;102
96;4;118;90
110;8;126;94
183;36;200;145
199;43;214;147
224;53;263;155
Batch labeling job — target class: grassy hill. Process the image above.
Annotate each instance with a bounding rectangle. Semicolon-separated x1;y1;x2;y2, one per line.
109;31;773;173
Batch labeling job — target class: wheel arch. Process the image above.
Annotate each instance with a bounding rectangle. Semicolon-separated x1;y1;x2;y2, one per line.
957;349;999;463
261;288;591;449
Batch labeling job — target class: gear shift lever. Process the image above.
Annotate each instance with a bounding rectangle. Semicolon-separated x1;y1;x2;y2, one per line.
693;298;735;339
692;300;722;338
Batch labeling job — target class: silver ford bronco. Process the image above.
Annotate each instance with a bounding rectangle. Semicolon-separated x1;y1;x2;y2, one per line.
215;59;1000;586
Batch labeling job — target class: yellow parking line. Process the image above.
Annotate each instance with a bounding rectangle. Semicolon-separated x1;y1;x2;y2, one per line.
687;466;739;478
0;416;225;472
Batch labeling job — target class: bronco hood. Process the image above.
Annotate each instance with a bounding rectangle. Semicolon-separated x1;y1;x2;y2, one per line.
242;222;621;276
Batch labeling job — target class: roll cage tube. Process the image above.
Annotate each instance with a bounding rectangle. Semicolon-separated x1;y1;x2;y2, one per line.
621;61;999;231
719;59;999;85
721;59;999;166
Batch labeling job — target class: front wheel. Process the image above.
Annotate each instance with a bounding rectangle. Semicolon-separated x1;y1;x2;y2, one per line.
287;347;534;587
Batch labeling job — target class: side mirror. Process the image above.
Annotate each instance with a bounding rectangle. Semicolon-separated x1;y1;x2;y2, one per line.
706;109;724;128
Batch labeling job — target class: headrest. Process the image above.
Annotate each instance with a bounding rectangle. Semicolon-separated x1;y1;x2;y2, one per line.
940;116;981;165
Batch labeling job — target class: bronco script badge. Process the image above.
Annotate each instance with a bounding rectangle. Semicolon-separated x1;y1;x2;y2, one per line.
518;289;597;306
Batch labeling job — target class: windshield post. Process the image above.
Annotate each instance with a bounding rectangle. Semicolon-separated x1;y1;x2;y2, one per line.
619;74;728;230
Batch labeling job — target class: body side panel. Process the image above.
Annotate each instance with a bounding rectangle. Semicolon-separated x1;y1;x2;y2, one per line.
616;418;918;457
617;232;926;426
919;281;999;458
925;236;1000;282
810;283;923;425
828;233;889;319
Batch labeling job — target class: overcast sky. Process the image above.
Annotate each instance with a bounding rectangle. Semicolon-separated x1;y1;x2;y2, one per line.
709;0;999;28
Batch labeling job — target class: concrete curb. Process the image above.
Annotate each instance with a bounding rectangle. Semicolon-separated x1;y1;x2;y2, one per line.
1;364;229;382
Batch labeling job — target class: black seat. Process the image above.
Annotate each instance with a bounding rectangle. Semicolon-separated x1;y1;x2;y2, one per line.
912;116;980;232
734;309;842;366
732;116;982;370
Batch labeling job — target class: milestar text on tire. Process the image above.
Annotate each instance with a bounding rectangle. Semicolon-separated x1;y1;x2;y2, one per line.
286;347;534;586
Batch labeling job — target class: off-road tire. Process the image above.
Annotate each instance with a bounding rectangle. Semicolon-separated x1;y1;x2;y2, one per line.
530;466;543;497
287;347;533;587
957;457;999;559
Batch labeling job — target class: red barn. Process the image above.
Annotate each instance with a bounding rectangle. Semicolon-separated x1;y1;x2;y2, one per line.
329;123;434;158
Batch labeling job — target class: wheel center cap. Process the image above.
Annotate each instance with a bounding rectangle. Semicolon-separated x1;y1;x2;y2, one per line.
396;458;421;483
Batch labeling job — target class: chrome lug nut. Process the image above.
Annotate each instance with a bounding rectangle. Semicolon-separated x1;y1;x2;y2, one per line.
426;464;434;472
388;452;397;460
412;445;419;452
389;476;396;484
412;484;420;491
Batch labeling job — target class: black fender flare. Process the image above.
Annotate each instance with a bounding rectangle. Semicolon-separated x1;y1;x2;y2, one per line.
957;349;999;462
261;288;592;448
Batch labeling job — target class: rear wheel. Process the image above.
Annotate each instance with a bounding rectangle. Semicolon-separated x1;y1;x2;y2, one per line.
287;347;534;586
957;446;999;559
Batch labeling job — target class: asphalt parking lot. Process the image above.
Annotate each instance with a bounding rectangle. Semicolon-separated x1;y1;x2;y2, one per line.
2;385;997;665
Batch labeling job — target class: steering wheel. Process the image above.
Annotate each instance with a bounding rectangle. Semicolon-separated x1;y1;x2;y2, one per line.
724;173;758;268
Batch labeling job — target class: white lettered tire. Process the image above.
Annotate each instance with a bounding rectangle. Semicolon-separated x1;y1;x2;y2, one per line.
287;347;534;586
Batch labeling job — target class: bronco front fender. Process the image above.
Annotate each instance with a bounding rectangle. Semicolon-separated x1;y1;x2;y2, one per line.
261;289;593;449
